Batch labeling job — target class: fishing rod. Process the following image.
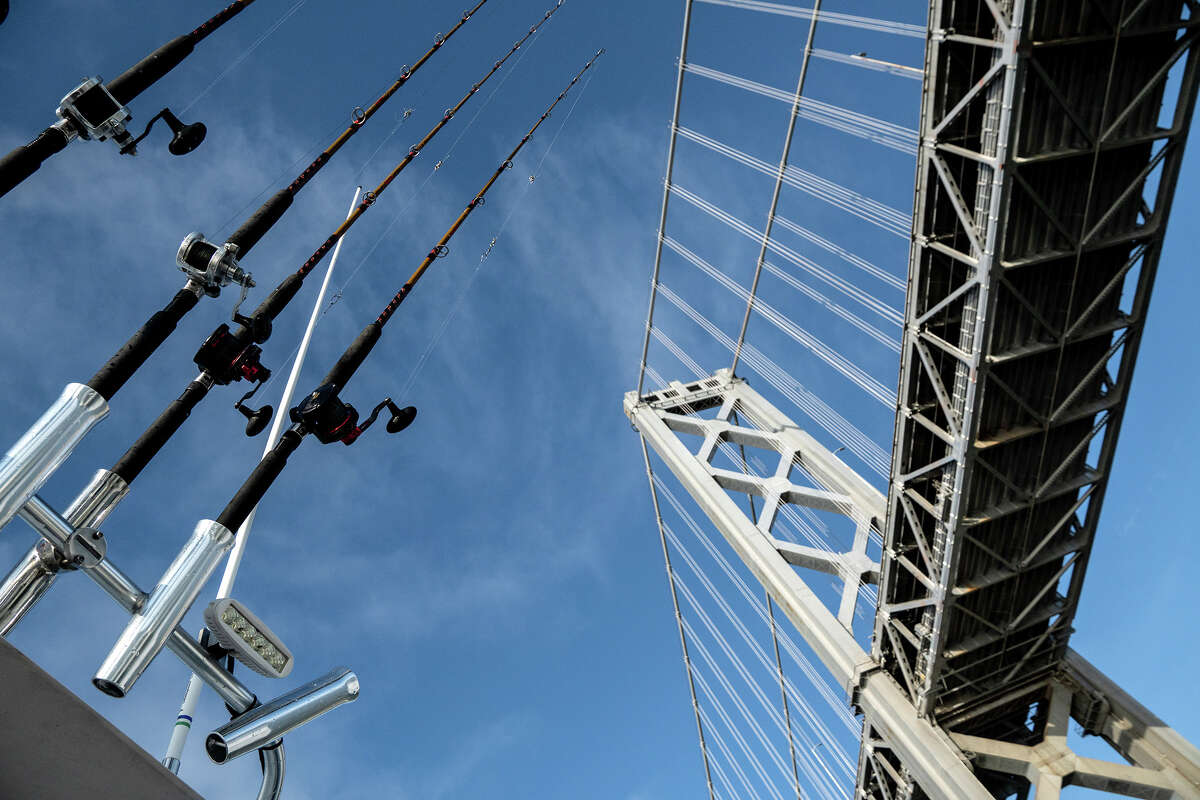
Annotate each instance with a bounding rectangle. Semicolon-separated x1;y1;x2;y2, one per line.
97;2;567;488
0;2;488;544
0;0;258;198
52;1;558;522
90;49;604;700
163;6;565;771
101;0;491;401
0;0;561;641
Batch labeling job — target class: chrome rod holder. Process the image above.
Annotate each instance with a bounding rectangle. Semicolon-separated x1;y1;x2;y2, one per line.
63;469;130;530
207;668;360;764
0;384;108;533
0;542;59;635
93;519;233;697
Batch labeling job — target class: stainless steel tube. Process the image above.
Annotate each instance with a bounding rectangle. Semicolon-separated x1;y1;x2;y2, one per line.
166;628;255;713
0;384;108;532
206;668;360;764
0;541;59;634
256;743;286;800
0;470;131;634
67;545;256;711
89;558;148;612
62;469;130;528
93;519;233;697
17;494;76;550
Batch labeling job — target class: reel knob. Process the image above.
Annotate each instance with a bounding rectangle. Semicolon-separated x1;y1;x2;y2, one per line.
386;405;417;433
236;401;273;437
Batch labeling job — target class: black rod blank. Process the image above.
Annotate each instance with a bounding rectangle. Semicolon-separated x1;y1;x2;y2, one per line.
212;50;604;535
98;3;494;484
112;378;211;483
0;0;258;198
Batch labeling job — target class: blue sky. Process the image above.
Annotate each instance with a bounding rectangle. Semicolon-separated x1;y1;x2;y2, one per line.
0;1;1197;798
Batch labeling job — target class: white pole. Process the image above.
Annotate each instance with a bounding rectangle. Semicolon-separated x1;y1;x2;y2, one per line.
162;185;363;774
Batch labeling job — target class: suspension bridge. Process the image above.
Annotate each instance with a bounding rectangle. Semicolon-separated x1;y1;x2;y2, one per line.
629;1;1200;799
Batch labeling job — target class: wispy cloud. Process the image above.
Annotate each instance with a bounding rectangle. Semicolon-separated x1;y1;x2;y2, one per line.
0;3;714;798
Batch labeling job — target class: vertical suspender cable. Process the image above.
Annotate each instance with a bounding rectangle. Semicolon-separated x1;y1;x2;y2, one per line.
161;186;363;776
642;438;718;800
730;0;821;375
637;0;694;395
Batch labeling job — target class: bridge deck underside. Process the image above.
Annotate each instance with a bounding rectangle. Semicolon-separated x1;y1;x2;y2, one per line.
868;1;1200;796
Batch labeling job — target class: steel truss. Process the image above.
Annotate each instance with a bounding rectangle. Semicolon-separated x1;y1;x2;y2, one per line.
867;0;1200;796
857;649;1200;799
948;649;1200;799
635;1;1200;796
630;371;1200;800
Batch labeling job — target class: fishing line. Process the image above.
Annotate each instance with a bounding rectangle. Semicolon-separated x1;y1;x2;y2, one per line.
436;3;557;167
213;1;485;239
319;165;438;317
318;2;564;312
0;0;261;197
210;116;347;239
352;21;473;183
353;107;416;183
395;69;597;399
178;0;308;116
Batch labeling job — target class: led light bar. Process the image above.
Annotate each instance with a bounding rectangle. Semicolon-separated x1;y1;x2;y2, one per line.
204;597;292;678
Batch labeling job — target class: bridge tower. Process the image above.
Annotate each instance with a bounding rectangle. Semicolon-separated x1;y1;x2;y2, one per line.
629;2;1200;798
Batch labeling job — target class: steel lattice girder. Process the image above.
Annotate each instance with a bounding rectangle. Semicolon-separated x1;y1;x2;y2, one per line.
945;650;1200;799
876;0;1200;751
627;372;994;800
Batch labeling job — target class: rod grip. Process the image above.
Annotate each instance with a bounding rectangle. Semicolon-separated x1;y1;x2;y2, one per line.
216;429;303;532
0;126;70;197
228;189;293;256
250;273;303;325
320;322;381;390
230;273;303;344
111;378;210;484
106;35;196;106
87;288;201;401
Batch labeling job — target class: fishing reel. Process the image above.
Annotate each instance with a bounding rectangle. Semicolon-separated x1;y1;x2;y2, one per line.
194;323;275;437
55;78;207;157
175;232;253;298
54;77;134;151
177;232;255;297
289;383;416;446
